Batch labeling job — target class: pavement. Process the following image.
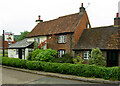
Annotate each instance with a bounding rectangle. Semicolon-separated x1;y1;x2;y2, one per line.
2;65;120;85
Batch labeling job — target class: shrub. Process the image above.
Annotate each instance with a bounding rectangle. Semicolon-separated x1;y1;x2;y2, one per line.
88;48;106;66
73;56;84;64
53;53;73;63
2;57;28;68
35;49;57;62
2;57;120;81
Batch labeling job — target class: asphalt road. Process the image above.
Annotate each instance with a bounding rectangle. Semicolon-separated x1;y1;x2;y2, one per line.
1;67;93;84
1;67;118;86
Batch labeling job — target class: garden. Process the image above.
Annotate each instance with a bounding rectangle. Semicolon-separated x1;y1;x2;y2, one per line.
1;48;120;81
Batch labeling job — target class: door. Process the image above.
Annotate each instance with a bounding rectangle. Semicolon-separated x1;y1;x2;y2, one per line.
18;49;22;59
107;51;119;67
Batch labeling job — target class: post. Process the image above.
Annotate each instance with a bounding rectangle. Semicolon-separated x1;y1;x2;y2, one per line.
3;30;5;57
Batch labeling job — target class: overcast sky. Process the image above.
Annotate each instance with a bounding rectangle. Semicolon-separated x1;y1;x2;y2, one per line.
0;0;120;35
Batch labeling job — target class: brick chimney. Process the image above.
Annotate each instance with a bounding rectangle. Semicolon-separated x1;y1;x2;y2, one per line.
114;13;120;27
79;3;85;15
36;15;43;23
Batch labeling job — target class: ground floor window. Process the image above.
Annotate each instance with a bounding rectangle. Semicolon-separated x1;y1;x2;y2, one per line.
28;48;34;53
83;51;90;59
58;50;66;57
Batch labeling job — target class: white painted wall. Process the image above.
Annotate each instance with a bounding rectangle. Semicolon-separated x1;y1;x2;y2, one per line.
8;49;18;58
27;36;47;49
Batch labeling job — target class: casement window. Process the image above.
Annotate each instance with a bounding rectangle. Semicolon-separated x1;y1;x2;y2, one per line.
28;48;34;53
58;50;66;57
86;22;90;29
34;38;40;43
22;49;25;55
16;49;18;55
58;35;66;43
83;51;90;59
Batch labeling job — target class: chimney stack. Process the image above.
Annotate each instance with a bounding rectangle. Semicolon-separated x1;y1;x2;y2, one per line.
114;13;120;27
36;15;43;23
79;3;85;15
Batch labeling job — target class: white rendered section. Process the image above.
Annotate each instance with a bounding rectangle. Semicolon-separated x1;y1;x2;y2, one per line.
8;49;18;58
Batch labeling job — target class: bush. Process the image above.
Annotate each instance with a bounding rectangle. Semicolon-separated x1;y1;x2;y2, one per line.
88;48;106;66
35;49;57;62
2;57;28;68
2;57;120;81
53;53;73;63
73;56;84;64
27;49;57;62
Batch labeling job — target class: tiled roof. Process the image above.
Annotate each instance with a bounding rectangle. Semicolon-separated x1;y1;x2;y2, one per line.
26;13;83;38
73;26;120;50
8;39;33;49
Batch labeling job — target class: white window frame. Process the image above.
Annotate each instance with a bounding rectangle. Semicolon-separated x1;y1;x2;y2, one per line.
34;38;40;43
83;51;90;59
58;50;66;57
58;35;66;43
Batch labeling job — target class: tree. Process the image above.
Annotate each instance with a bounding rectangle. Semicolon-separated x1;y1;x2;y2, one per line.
16;31;29;42
88;48;106;66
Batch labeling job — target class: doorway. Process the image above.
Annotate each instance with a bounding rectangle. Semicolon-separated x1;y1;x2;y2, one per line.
107;51;119;67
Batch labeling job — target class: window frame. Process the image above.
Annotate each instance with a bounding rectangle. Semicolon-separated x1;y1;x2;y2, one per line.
58;35;66;44
34;38;40;43
58;50;66;58
83;51;90;59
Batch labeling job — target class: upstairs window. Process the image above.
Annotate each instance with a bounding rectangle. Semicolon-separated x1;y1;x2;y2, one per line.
34;38;40;43
58;50;66;57
58;35;66;43
86;23;90;29
83;51;90;59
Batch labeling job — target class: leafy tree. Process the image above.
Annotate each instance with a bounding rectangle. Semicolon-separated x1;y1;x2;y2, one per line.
73;56;84;64
87;48;106;66
16;31;29;42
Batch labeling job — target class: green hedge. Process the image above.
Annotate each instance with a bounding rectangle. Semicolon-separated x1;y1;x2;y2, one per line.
1;57;120;80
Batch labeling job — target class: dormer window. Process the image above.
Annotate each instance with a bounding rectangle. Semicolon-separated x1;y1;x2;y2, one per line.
86;23;90;29
58;35;66;43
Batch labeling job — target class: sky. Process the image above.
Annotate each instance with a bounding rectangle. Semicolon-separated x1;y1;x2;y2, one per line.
0;0;120;35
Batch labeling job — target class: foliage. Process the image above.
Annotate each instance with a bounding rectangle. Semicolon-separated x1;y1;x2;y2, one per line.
2;57;120;81
73;56;84;64
27;49;57;62
53;53;73;63
34;41;39;50
87;48;106;66
35;49;57;62
16;31;29;42
2;57;28;68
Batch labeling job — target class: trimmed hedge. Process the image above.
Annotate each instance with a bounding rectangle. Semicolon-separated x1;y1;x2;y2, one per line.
1;57;120;80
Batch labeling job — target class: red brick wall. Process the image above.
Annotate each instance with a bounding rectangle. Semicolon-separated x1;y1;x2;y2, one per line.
47;34;73;54
74;11;91;45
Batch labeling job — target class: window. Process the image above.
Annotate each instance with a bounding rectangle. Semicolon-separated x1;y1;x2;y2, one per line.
16;49;18;55
58;35;66;43
86;23;90;29
58;50;66;57
28;48;34;53
22;49;25;55
34;38;40;43
83;51;90;59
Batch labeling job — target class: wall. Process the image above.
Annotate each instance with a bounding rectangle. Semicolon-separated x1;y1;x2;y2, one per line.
27;36;47;49
47;33;73;54
8;49;18;58
74;11;91;45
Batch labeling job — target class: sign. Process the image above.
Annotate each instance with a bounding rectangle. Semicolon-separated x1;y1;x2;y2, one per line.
4;32;14;42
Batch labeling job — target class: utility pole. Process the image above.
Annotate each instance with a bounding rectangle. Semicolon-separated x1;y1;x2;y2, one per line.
3;30;5;57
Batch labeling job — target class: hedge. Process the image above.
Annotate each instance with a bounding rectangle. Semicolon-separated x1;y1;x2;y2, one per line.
1;57;120;80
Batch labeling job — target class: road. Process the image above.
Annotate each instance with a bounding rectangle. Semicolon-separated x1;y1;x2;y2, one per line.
1;67;118;86
1;67;93;84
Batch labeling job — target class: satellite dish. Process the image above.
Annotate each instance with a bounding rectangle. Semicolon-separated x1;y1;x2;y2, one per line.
86;2;90;9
